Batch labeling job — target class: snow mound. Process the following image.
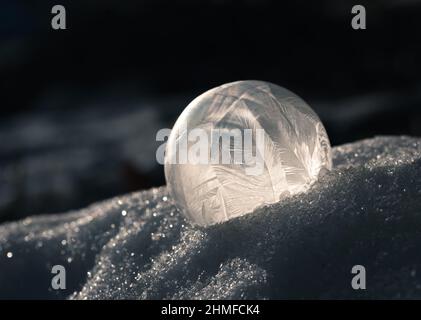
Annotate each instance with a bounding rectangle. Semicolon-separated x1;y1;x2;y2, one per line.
0;136;421;299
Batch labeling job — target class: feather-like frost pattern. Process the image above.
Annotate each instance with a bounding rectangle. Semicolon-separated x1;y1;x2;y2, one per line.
165;81;332;225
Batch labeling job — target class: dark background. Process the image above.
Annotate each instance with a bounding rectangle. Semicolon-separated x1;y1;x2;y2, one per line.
1;0;420;222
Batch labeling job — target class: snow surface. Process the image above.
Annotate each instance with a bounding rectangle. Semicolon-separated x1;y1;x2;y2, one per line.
0;136;421;299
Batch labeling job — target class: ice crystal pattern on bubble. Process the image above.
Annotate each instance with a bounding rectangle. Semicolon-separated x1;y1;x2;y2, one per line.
165;81;332;226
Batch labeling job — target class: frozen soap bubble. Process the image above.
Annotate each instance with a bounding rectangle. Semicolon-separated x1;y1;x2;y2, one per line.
164;80;332;226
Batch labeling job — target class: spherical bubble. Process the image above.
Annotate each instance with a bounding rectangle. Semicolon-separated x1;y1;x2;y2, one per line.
165;80;332;226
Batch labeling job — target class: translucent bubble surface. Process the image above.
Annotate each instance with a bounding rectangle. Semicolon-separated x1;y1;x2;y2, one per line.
165;81;332;226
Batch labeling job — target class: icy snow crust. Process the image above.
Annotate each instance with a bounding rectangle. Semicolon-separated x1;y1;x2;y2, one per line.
0;136;421;299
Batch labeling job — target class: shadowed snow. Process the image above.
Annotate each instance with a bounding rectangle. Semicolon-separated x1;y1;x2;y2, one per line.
0;136;420;299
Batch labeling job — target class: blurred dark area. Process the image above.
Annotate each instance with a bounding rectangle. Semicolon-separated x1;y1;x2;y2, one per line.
0;0;421;222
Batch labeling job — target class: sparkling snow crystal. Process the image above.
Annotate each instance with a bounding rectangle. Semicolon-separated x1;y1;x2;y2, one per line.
165;81;332;226
0;136;420;299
